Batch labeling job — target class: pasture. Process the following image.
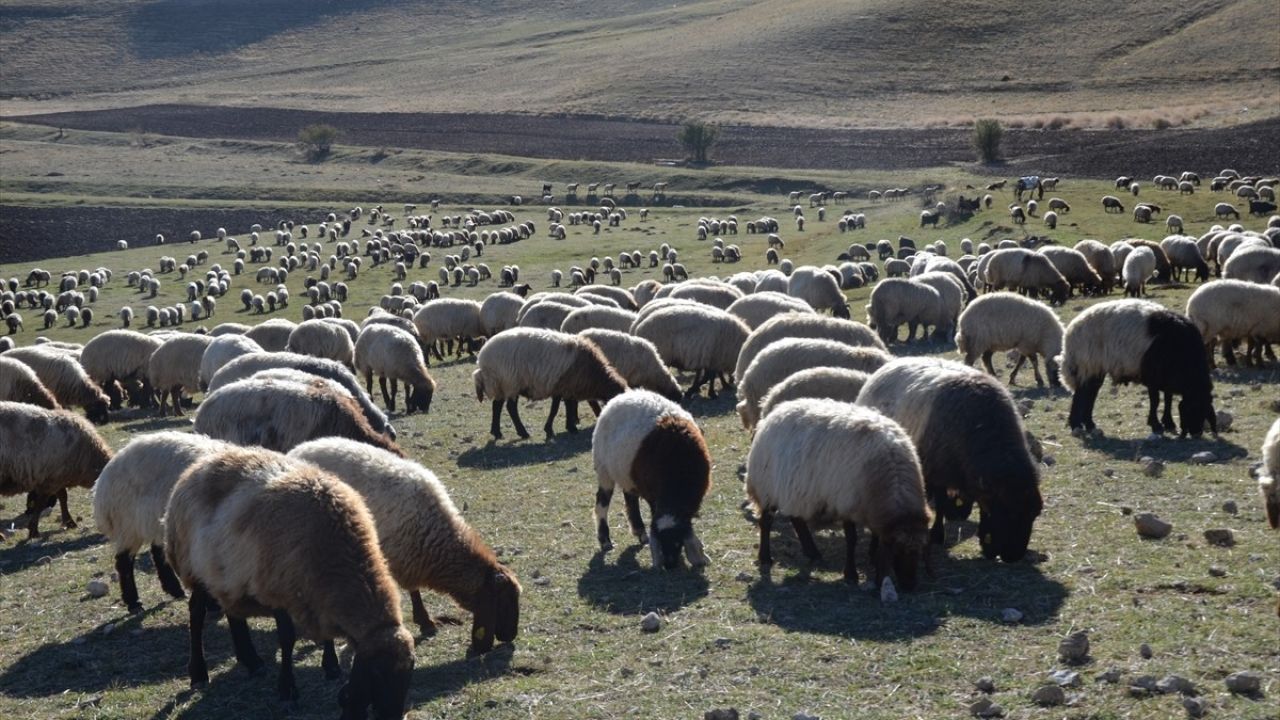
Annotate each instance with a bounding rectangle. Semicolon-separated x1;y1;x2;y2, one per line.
1;126;1278;720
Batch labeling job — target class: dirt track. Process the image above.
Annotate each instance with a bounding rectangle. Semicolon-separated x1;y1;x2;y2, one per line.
12;105;1280;177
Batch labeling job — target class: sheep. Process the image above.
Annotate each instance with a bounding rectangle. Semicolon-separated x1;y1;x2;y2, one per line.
197;333;263;391
0;402;113;538
1102;195;1125;213
856;358;1043;562
80;330;163;410
1043;210;1058;229
757;367;870;422
666;281;744;310
1123;246;1157;297
1159;235;1210;283
1259;418;1280;529
288;439;520;650
1039;246;1104;296
92;432;233;612
2;347;110;422
354;324;436;413
955;292;1064;387
865;278;944;344
519;300;577;331
1223;245;1280;284
983;248;1070;304
1215;202;1241;220
473;328;626;439
736;338;890;431
575;329;681;402
480;291;525;336
286;319;355;367
1060;299;1217;437
591;390;712;569
632;303;750;399
242;318;297;352
725;291;815;330
5;312;22;334
734;313;886;384
0;356;60;408
195;373;404;454
164;447;415;713
911;271;965;342
1073;239;1118;293
1185;279;1280;367
148;333;214;416
413;298;485;361
787;265;850;317
560;305;637;334
746;398;931;589
575;285;638;310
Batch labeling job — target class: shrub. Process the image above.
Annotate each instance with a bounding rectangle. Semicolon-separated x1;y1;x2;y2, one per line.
298;123;339;161
678;121;719;165
1105;115;1127;130
972;119;1003;164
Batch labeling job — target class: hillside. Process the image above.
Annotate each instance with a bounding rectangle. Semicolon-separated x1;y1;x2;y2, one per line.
2;0;1277;128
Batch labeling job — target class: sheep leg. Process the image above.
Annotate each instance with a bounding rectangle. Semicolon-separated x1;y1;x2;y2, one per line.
842;521;859;584
544;396;561;438
389;378;399;408
363;370;374;396
595;486;614;550
682;370;708;400
1067;375;1103;432
1007;353;1028;386
56;489;75;528
981;351;996;376
929;490;947;545
23;491;49;539
490;400;504;439
1145;387;1164;435
1223;339;1239;366
227;615;264;675
684;529;709;568
565;401;580;434
1029;354;1046;388
588;400;602;417
379;377;395;412
272;610;301;703
791;518;822;562
152;543;185;599
1160;391;1176;433
187;585;211;687
321;640;341;680
170;388;184;417
506;399;529;439
757;509;774;567
623;492;647;544
116;551;143;614
409;591;438;636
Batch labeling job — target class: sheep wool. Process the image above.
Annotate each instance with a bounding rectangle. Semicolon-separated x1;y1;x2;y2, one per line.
632;303;750;399
480;291;525;336
2;346;110;422
0;355;62;409
955;292;1065;388
1185;279;1280;368
577;329;681;402
758;367;870;422
736;338;890;431
734;313;886;382
149;333;214;416
80;329;164;409
559;305;638;335
725;291;815;330
1260;418;1280;529
242;318;297;352
353;324;436;413
286;319;356;367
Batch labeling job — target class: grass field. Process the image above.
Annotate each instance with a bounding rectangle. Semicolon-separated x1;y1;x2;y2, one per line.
1;137;1278;719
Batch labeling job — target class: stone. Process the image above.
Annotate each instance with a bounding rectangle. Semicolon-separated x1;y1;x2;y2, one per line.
793;714;820;720
1135;513;1172;539
1203;528;1234;547
1000;608;1023;623
1130;675;1159;691
1190;451;1218;465
1156;674;1196;696
1095;667;1122;684
1031;684;1065;706
748;713;763;720
967;698;1004;718
1042;454;1056;467
640;612;661;633
1224;671;1262;695
1221;500;1238;515
1103;468;1116;477
1208;566;1226;578
1049;670;1082;687
735;572;753;583
1215;410;1233;432
1182;696;1209;718
974;677;996;693
1141;458;1164;477
704;710;739;720
1058;630;1090;664
1139;643;1153;659
86;579;109;598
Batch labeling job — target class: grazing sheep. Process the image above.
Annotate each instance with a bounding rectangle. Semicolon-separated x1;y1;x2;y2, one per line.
1185;279;1280;367
758;367;870;421
2;347;110;422
1123;246;1157;297
787;265;851;317
1223;245;1280;284
736;338;890;431
197;333;263;391
354;324;436;414
1159;236;1210;283
666;281;745;310
80;330;164;410
289;439;520;651
983;248;1070;304
1259;418;1280;529
473;328;626;439
955;292;1064;387
1215;202;1240;220
591;390;712;569
865;278;944;344
413;299;485;361
286;319;355;367
195;373;403;454
149;333;214;416
5;312;22;334
734;313;886;383
633;303;751;399
242;318;297;352
1039;246;1104;296
92;432;233;612
164;448;415;713
857;358;1043;562
726;291;814;330
575;329;681;402
559;305;637;334
0;356;60;408
1102;195;1125;213
1061;299;1217;437
911;271;966;342
0;402;113;538
747;398;931;589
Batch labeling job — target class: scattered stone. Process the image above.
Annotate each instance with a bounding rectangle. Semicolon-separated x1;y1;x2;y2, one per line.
735;571;754;583
1121;505;1134;515
737;463;747;480
1182;696;1209;718
1215;410;1233;432
1131;675;1159;691
1103;468;1116;478
1000;607;1023;623
1203;529;1235;547
640;612;661;633
793;713;820;720
879;577;898;603
1096;667;1122;684
1031;684;1066;706
1058;630;1090;665
1224;671;1262;695
748;713;762;720
975;677;996;693
1049;670;1082;687
86;579;109;598
1208;566;1227;578
1135;513;1173;539
1042;454;1056;467
704;709;739;720
533;576;551;586
1139;643;1153;659
1141;458;1164;477
967;698;1004;718
1156;674;1197;696
1190;451;1218;465
1222;500;1239;515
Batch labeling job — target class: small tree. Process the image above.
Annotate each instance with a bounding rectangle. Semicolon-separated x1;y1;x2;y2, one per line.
298;123;339;161
678;121;719;164
973;119;1003;164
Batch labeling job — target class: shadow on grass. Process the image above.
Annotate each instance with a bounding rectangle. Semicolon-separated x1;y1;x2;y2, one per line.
1077;431;1249;463
0;530;103;573
456;428;593;469
576;545;709;615
408;643;532;706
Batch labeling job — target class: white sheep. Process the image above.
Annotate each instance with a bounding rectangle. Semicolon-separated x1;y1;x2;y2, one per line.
2;346;110;422
413;298;485;361
559;305;637;334
982;248;1070;304
787;265;850;317
480;291;525;336
1159;235;1210;283
955;292;1064;387
734;312;886;383
736;338;890;431
1223;245;1280;284
1123;245;1157;297
1185;279;1280;367
0;356;60;408
286;318;355;367
148;333;214;416
758;367;869;421
865;278;944;344
911;271;965;342
242;317;297;351
354;324;436;413
80;329;164;410
198;333;263;391
725;291;814;329
632;303;750;399
1259;418;1280;529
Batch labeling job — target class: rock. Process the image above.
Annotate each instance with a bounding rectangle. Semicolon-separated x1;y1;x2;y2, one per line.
1042;454;1056;467
967;698;1004;718
793;713;820;720
1058;630;1090;665
533;576;551;586
1141;458;1164;477
1156;674;1197;696
1049;670;1082;687
86;579;109;598
879;577;898;603
1182;696;1209;718
747;713;763;720
1121;505;1134;515
1103;468;1116;478
735;572;753;583
974;676;996;693
1139;643;1153;659
1215;410;1233;432
1203;528;1234;547
1224;671;1262;695
1130;675;1159;691
1208;566;1226;578
1190;451;1218;465
1096;667;1122;684
1221;500;1238;515
1135;513;1172;539
704;710;739;720
1031;684;1065;706
1000;607;1023;623
640;612;661;633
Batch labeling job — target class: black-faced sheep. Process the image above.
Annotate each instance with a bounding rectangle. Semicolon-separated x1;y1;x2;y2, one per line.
747;398;931;590
288;438;520;652
353;324;436;413
591;390;711;569
856;358;1043;563
955;292;1064;388
165;447;415;713
1060;299;1217;438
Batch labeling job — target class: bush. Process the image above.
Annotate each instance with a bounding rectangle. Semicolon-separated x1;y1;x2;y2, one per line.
298;123;339;161
972;119;1003;164
678;121;719;165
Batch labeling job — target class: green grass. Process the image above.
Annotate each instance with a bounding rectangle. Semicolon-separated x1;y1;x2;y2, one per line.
1;155;1278;719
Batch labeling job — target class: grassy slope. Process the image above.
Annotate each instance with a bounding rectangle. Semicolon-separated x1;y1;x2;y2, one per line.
1;0;1277;128
1;145;1278;718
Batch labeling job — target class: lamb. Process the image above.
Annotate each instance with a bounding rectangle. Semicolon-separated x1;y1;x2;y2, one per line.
353;324;436;413
288;439;520;651
955;292;1064;387
197;333;263;390
982;248;1070;304
286;319;355;367
0;401;113;538
577;329;681;401
591;390;712;569
81;330;164;409
1123;246;1157;297
1259;418;1280;529
787;265;850;317
1060;299;1217;437
559;305;637;334
2;347;110;422
92;432;234;612
1039;246;1104;296
757;367;870;421
195;373;403;454
1185;279;1280;367
746;398;931;589
1223;245;1280;284
725;291;814;329
865;278;944;344
242;318;297;352
632;303;751;399
856;358;1043;563
164;447;415;713
473;328;626;439
149;333;214;416
736;338;890;431
1159;235;1210;283
413;298;485;360
734;313;886;383
0;356;59;408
